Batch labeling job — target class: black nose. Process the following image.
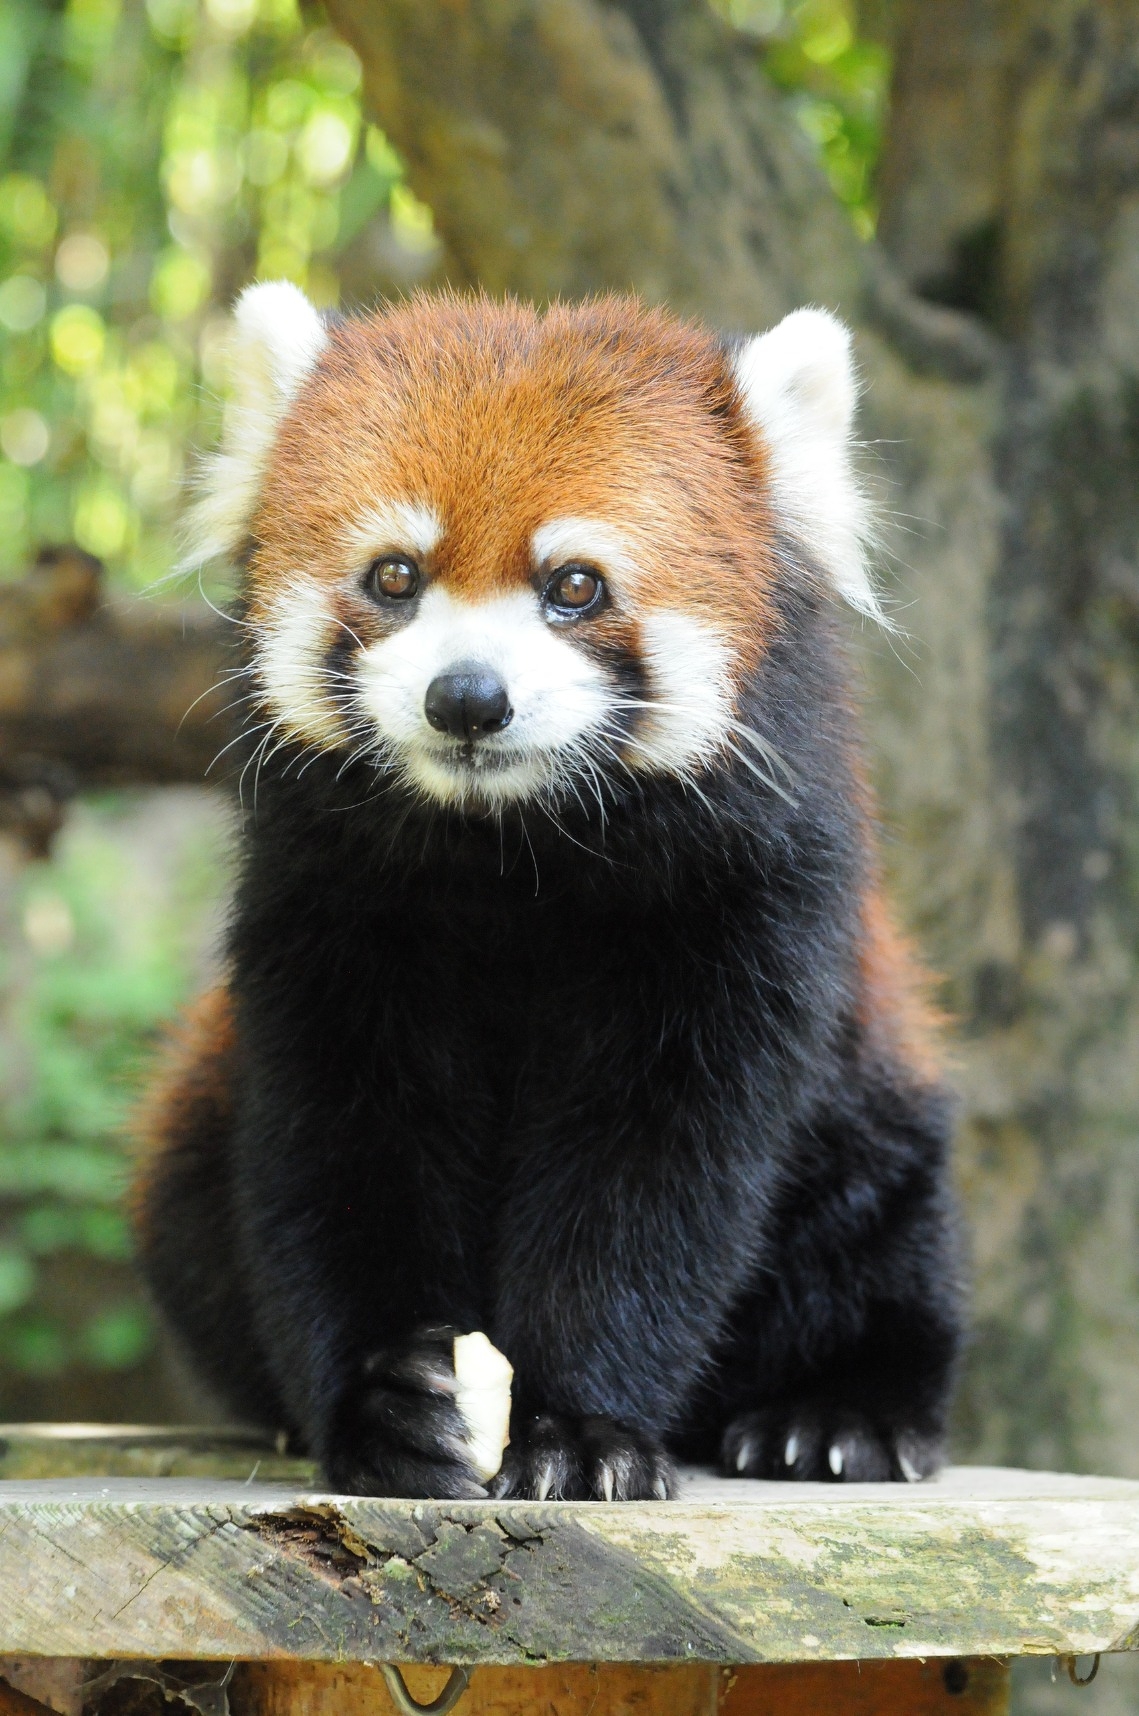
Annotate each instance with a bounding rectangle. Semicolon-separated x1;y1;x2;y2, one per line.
424;663;514;741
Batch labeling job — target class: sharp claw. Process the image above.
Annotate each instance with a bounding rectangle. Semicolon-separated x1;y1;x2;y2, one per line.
654;1476;669;1501
600;1464;614;1502
898;1452;922;1483
784;1433;799;1467
536;1461;554;1502
735;1439;752;1473
828;1444;844;1476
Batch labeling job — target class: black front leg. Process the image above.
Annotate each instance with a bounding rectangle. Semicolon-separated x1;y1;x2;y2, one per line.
233;1082;494;1498
493;1413;675;1502
324;1324;485;1497
714;1062;961;1483
487;1036;792;1499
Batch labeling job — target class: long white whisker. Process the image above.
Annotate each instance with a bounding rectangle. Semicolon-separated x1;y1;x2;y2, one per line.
177;672;257;733
237;723;278;817
197;570;252;631
606;696;795;783
205;719;274;777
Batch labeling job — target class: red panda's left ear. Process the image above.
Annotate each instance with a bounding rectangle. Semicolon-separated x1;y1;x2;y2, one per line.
178;281;328;572
731;309;882;622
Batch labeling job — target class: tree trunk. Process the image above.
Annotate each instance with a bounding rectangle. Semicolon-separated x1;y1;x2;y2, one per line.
320;0;868;322
872;0;1139;1480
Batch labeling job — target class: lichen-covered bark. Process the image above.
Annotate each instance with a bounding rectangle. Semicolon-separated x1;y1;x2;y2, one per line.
871;2;1139;1495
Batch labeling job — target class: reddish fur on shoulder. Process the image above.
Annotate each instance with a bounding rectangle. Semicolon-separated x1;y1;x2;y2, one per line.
130;985;235;1243
857;888;947;1088
249;293;782;675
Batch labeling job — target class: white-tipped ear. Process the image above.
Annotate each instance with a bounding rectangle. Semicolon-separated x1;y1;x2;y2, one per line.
731;308;880;620
179;281;328;570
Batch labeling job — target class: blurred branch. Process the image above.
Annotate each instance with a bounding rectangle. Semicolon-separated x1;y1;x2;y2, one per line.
0;549;230;854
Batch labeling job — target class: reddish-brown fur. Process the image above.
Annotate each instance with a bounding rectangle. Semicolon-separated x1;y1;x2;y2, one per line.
249;294;782;678
857;890;946;1087
130;985;235;1244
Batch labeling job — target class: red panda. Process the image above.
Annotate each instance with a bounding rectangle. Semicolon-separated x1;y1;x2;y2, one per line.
132;285;960;1500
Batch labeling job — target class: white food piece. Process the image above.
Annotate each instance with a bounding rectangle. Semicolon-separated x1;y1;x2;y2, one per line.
452;1331;513;1482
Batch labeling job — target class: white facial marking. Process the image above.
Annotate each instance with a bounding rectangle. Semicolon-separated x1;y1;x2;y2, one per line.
180;281;328;571
531;517;642;589
345;499;443;564
255;575;344;747
632;611;733;773
732;308;880;620
355;585;612;807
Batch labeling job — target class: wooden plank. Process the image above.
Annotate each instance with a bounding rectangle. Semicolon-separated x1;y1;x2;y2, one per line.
0;1659;1013;1716
0;1426;313;1485
0;1468;1131;1664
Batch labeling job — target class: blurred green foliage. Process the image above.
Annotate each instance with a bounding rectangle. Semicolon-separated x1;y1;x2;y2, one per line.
0;0;433;590
713;0;889;238
0;795;230;1385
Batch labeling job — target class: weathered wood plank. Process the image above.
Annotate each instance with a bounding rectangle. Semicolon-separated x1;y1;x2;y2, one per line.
0;1468;1132;1664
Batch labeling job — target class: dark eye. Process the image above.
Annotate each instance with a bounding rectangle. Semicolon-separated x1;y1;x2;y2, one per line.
545;564;604;616
365;556;419;600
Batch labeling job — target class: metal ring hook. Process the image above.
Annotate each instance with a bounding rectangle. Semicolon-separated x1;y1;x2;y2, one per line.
1061;1654;1101;1687
380;1664;471;1716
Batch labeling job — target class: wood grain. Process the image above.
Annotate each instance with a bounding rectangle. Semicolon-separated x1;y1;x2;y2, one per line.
0;1465;1131;1664
229;1659;1011;1716
721;1660;1009;1715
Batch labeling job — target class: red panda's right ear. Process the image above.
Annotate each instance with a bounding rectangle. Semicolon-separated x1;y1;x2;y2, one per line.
178;281;328;571
730;309;882;623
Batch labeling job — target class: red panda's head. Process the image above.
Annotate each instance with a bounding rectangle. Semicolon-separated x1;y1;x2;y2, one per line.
185;287;875;809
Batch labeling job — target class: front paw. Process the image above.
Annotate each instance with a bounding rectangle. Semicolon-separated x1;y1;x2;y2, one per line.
325;1326;486;1498
492;1412;674;1501
722;1406;942;1483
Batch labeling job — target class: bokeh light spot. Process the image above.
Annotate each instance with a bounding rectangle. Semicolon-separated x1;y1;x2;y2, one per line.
50;305;107;375
149;248;212;321
0;276;47;333
55;233;111;294
297;109;355;185
0;410;50;468
73;480;132;557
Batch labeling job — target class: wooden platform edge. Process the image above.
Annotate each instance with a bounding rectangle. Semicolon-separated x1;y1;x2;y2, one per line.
0;1475;1135;1663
